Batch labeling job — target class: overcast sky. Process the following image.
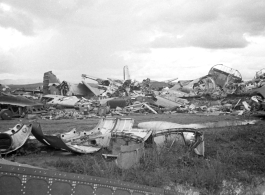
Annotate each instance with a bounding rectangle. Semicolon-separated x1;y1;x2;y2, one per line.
0;0;265;83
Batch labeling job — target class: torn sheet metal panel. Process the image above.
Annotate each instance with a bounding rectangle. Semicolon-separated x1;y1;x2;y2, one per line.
106;128;152;169
0;159;171;195
124;102;157;114
58;81;95;98
138;121;207;130
172;76;216;96
32;123;101;154
31;123;76;150
154;96;183;108
71;117;117;148
82;81;103;96
32;118;117;153
0;123;32;154
41;95;80;108
137;121;205;156
161;88;191;98
249;85;265;98
84;118;135;148
193;77;216;95
152;128;204;156
60;128;87;141
87;117;117;136
116;143;145;169
65;144;101;154
138;120;257;130
158;91;189;105
111;118;134;132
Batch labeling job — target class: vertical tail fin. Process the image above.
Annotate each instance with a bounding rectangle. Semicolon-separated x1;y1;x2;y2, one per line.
123;65;131;80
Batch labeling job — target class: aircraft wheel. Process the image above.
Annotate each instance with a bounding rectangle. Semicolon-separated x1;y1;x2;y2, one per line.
0;109;13;120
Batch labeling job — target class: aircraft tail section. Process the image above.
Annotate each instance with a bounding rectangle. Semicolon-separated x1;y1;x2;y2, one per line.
123;65;131;81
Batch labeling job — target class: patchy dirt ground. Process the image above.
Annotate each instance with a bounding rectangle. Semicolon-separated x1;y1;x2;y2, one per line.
1;113;265;194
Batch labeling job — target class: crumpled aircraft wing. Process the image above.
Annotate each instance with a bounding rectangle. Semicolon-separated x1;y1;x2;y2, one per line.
82;81;103;96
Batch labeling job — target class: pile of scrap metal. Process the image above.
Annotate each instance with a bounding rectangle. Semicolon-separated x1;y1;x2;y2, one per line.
40;67;188;115
41;109;90;120
162;64;243;99
40;65;265;117
29;118;204;169
0;92;46;120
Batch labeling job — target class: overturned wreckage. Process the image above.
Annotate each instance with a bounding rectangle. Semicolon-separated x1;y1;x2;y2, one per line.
0;92;46;119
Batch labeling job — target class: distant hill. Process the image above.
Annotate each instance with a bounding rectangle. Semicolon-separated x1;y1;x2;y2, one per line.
7;83;43;91
0;79;42;85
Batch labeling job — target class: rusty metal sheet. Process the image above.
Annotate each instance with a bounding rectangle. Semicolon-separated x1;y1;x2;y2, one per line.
0;160;179;195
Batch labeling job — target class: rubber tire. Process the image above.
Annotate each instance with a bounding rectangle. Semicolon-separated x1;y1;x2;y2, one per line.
0;109;13;120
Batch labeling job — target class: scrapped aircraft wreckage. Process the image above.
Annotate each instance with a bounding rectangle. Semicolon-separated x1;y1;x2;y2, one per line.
81;74;131;97
31;118;205;166
0;123;32;154
0;84;10;93
31;123;101;154
0;158;177;195
138;120;257;130
102;118;153;169
39;64;265;116
4;65;265;118
165;64;244;98
40;94;80;108
0;118;258;167
43;71;99;98
138;121;205;156
0;92;46;119
208;64;242;94
42;71;60;95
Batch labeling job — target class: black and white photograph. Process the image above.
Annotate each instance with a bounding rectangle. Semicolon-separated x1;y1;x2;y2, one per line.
0;1;265;194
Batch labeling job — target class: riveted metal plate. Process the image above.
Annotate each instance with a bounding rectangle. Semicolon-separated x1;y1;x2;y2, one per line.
0;161;180;195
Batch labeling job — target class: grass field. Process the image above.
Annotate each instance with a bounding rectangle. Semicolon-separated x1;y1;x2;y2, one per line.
1;113;265;194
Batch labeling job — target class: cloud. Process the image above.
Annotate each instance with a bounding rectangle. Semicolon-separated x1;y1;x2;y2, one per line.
0;3;35;35
0;0;264;83
147;0;265;49
224;0;265;35
0;0;89;35
0;53;14;73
